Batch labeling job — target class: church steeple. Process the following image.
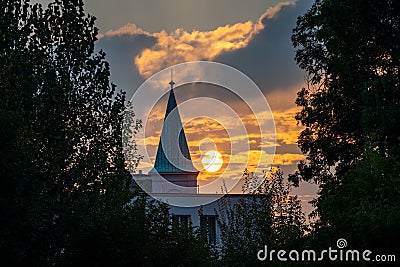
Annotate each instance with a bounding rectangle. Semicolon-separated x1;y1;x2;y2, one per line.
150;71;198;189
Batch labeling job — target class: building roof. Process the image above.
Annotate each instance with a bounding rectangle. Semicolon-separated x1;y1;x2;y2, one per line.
150;80;198;173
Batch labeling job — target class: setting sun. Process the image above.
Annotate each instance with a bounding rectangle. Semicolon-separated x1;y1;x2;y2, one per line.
201;150;223;172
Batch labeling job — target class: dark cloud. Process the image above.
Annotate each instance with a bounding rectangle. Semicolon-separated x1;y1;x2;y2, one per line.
215;0;313;95
95;34;156;100
32;0;296;33
275;143;302;154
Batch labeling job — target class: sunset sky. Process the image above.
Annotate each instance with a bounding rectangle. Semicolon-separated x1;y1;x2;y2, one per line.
33;0;318;213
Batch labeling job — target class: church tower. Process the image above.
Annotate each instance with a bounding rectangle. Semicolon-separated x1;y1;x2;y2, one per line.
148;71;199;193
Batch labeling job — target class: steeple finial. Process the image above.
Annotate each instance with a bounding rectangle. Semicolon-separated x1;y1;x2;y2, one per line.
169;69;175;88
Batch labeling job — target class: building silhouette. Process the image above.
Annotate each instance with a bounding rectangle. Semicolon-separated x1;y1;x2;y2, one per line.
133;73;246;244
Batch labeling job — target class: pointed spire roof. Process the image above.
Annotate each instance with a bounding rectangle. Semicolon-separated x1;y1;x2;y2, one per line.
151;73;198;173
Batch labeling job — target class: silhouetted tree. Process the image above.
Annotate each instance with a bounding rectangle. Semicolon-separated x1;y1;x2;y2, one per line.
291;0;400;251
217;168;306;266
1;1;214;266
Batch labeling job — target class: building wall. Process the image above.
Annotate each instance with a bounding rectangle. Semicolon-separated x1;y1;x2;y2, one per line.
164;194;244;246
134;173;197;194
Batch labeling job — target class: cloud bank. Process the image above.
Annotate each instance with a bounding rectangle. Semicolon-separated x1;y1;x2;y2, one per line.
100;2;292;78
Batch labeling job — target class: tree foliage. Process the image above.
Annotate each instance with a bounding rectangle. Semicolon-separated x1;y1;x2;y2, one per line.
291;0;400;250
0;1;213;266
217;168;306;266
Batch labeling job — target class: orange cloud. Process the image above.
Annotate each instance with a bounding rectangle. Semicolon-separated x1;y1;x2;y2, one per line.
135;22;254;77
273;106;303;145
98;23;150;38
100;2;292;78
138;102;303;182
